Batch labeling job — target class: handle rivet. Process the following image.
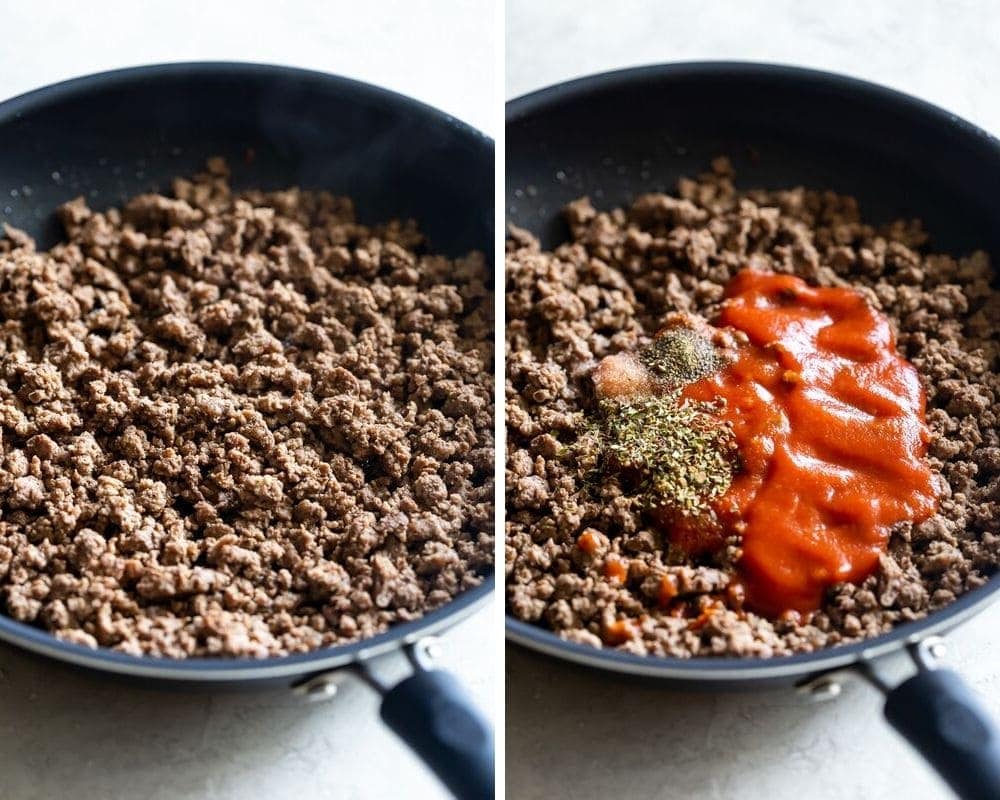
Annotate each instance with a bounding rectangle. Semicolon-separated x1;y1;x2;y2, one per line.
307;680;338;700
425;642;444;661
294;675;344;702
805;677;842;701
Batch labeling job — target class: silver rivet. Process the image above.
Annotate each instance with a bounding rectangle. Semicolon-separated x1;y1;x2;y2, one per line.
805;678;842;701
305;680;338;701
928;641;948;660
294;673;345;702
425;642;444;661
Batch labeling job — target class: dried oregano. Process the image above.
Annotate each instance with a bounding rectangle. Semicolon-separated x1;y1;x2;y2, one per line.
588;392;734;517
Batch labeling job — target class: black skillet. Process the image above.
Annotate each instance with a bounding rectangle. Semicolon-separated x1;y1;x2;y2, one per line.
506;62;1000;800
0;62;494;800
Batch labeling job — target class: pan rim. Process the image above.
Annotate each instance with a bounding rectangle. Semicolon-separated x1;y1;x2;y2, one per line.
504;60;1000;681
0;576;494;681
0;60;496;682
0;60;493;146
506;580;999;682
506;59;1000;150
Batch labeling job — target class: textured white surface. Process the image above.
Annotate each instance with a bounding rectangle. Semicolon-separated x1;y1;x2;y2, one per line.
0;0;494;135
0;2;494;800
507;611;1000;800
506;0;1000;136
506;2;1000;799
0;608;495;800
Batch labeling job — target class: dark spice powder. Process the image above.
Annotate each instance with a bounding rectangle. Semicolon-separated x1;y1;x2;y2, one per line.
638;327;722;387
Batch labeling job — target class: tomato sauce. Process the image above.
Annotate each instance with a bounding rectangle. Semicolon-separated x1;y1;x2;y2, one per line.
680;270;938;616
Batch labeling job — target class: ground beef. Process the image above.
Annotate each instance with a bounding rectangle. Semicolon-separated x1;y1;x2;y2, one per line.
0;158;494;658
506;157;1000;658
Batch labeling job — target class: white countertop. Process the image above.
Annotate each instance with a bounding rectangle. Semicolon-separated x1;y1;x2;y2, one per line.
506;0;1000;135
506;2;1000;799
0;2;494;800
0;0;495;136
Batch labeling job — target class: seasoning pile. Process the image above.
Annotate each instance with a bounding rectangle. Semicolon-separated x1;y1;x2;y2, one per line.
583;320;736;519
506;158;1000;657
0;159;494;657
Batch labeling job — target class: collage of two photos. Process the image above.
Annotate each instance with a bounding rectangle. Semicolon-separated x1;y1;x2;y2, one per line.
0;1;998;799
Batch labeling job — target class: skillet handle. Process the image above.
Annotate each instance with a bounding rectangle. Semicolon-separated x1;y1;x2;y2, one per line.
884;668;1000;800
380;669;494;800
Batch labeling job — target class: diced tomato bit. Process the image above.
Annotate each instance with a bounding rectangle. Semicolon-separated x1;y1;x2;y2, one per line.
603;556;628;583
577;530;599;555
688;601;723;631
657;574;678;606
603;619;636;645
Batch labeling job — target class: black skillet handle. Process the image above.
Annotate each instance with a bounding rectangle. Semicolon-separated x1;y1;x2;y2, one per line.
380;669;494;800
884;668;1000;800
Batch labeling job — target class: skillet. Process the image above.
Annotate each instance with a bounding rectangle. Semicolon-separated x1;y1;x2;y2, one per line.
0;61;494;800
506;62;1000;800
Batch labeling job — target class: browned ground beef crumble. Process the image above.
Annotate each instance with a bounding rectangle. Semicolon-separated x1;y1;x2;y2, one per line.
0;158;494;657
506;157;1000;658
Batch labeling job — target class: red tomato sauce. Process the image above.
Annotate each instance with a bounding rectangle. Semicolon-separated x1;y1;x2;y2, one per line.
679;269;938;616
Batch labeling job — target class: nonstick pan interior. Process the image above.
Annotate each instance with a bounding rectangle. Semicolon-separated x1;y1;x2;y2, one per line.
506;62;1000;687
1;62;493;257
507;62;1000;259
0;62;495;686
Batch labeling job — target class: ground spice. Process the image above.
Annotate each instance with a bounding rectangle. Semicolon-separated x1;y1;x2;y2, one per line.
639;327;721;387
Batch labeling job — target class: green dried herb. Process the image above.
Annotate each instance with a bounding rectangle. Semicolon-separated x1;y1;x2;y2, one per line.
590;392;734;517
639;327;721;387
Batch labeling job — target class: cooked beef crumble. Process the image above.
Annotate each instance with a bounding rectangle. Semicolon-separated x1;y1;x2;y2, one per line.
0;158;494;657
506;157;999;658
